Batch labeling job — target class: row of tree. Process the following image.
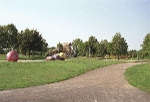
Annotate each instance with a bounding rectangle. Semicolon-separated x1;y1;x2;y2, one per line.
126;33;150;59
47;32;128;60
1;23;149;59
71;32;150;60
0;24;48;57
51;32;150;60
71;33;128;60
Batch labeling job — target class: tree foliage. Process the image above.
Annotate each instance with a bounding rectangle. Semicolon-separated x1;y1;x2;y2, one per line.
0;24;48;56
0;24;18;51
76;41;86;56
88;36;99;57
71;34;129;59
107;42;113;58
96;39;108;57
19;28;48;57
72;38;83;56
141;33;150;58
111;32;128;60
46;46;56;56
128;50;137;59
3;23;144;60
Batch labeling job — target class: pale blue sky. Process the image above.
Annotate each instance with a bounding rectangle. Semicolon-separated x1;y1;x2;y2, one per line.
0;0;149;50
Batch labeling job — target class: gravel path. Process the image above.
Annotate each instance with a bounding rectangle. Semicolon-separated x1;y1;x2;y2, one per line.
0;63;150;102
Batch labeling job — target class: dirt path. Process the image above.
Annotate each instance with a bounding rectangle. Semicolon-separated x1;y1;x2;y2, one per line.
0;63;150;102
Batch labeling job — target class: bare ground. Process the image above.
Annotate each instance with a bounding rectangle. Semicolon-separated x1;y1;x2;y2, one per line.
0;62;150;102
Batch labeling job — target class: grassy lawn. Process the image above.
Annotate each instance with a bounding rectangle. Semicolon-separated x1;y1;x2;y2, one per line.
0;58;119;90
124;62;150;92
0;54;6;60
0;54;45;60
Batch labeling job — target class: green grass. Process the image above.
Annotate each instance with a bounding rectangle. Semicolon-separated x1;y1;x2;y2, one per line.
19;56;46;60
0;58;119;90
0;54;46;60
0;54;6;60
124;63;150;92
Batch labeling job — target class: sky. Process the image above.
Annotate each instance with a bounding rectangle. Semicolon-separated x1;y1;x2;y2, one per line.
0;0;149;50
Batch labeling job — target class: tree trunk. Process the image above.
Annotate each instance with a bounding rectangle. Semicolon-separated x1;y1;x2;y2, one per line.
118;55;119;61
28;50;30;57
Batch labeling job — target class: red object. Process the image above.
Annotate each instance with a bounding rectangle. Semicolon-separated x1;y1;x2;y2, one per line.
6;50;19;62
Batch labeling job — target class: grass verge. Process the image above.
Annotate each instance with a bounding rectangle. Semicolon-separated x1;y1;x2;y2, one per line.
0;54;6;60
124;62;150;92
0;58;119;90
0;54;46;60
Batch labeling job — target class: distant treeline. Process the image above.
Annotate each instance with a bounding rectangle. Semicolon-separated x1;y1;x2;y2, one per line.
0;24;48;57
0;23;150;59
48;33;129;60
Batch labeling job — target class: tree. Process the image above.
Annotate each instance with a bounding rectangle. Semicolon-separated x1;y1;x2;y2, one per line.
128;50;137;59
6;24;19;50
138;49;144;59
141;33;150;58
107;42;113;58
19;29;32;56
57;42;63;53
96;39;108;58
19;28;47;57
78;41;88;56
0;26;5;53
46;46;56;56
0;24;18;51
72;38;83;56
41;39;48;56
111;32;128;60
87;36;99;57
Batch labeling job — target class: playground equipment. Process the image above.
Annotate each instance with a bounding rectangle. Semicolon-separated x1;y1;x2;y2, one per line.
46;52;65;61
6;50;18;62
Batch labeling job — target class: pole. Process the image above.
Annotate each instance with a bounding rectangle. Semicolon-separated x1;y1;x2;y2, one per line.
89;47;90;58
